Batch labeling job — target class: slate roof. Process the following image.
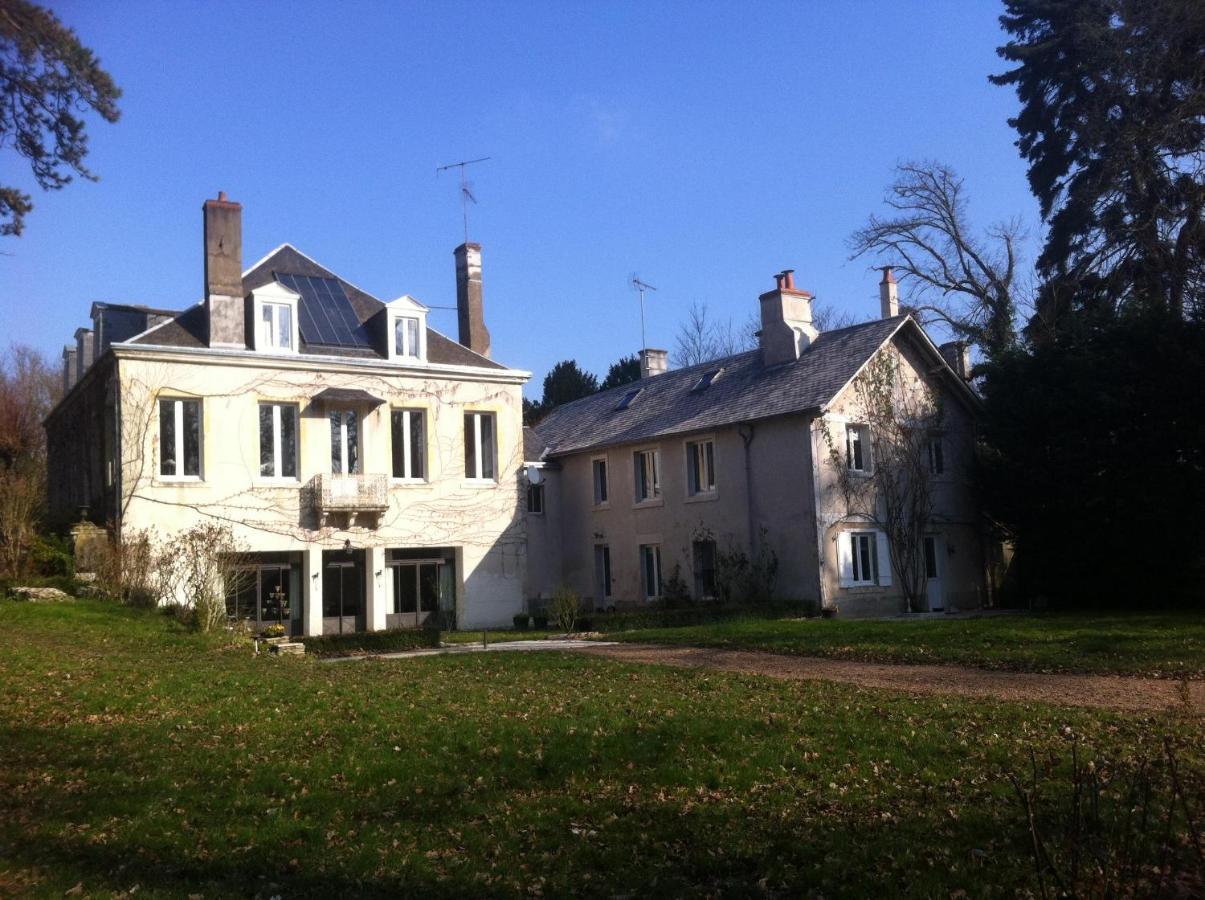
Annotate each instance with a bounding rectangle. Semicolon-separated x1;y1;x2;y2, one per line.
131;244;504;370
534;316;910;457
523;426;548;462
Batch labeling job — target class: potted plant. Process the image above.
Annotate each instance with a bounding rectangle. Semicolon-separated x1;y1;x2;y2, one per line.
262;623;287;639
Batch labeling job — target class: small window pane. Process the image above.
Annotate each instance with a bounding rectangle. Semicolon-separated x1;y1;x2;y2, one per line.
159;399;176;476
480;414;495;480
394;565;418;613
280;406;297;478
593;459;608;504
419;564;439;612
259;404;274;477
391;411;405;478
345;411;359;474
330;411;343;474
182;400;201;476
277;305;292;350
410;411;425;479
464;413;477;477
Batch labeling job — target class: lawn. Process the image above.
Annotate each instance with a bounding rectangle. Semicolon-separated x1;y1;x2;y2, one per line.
1;599;1201;898
607;611;1205;678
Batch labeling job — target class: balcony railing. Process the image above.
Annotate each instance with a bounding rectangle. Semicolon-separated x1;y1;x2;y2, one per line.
307;473;388;526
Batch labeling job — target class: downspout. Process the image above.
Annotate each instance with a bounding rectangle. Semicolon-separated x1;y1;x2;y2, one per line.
738;423;756;553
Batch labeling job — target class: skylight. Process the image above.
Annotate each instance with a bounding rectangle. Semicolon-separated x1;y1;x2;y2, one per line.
615;388;643;411
691;368;723;392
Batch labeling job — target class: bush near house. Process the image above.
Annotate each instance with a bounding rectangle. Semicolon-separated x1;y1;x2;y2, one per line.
299;627;441;658
590;602;807;633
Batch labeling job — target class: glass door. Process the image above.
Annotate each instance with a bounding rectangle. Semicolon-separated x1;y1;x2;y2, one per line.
322;553;364;634
389;560;442;629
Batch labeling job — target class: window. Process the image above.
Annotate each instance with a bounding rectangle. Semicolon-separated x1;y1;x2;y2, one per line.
527;482;545;515
592;457;608;505
691;369;722;392
329;409;360;475
259;302;293;351
639;544;662;600
159;398;201;478
686;439;716;495
392;562;440;615
924;536;939;580
634;448;661;502
927;437;945;476
615;388;642;411
258;402;298;479
595;545;612;600
464;412;496;480
846;424;869;473
692;539;717;599
394;316;420;359
391;409;426;480
838;530;893;588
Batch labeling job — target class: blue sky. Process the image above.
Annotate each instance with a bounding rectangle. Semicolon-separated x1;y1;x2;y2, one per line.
4;1;1037;396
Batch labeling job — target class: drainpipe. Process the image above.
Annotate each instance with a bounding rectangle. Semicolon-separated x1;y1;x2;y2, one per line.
738;423;756;554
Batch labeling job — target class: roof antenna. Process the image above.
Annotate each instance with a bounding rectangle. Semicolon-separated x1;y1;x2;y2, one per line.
436;156;491;244
629;273;658;350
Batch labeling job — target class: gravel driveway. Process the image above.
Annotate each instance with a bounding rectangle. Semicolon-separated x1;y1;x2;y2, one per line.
577;643;1205;714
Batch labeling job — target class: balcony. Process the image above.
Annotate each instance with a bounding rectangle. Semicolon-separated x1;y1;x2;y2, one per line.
307;473;388;527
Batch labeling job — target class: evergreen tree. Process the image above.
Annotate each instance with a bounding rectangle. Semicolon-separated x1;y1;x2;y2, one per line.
599;354;641;390
992;0;1205;321
0;0;122;236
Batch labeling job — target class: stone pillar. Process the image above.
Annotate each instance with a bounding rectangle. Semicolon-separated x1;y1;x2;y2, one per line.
365;546;388;632
303;547;323;637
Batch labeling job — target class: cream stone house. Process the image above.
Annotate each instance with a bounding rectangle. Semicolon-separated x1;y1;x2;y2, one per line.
46;194;530;634
525;270;988;617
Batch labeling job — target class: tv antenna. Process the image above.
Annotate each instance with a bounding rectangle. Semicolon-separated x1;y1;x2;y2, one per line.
436;156;491;244
629;274;658;350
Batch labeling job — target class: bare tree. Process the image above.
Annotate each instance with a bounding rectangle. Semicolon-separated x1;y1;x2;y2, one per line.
0;344;59;576
849;161;1022;356
159;522;251;632
824;350;943;613
812;302;858;332
674;301;757;368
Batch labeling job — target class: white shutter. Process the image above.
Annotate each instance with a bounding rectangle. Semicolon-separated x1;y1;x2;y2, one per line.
875;531;893;587
837;533;854;588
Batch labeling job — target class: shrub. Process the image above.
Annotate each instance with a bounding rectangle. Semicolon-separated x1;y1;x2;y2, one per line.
661;565;692;609
550;584;580;632
532;613;549;629
512;613;530;631
30;535;73;577
300;628;440;658
157;524;250;633
95;528;161;607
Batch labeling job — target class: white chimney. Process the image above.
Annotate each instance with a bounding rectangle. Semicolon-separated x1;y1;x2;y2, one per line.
640;348;668;378
759;269;818;366
879;266;899;318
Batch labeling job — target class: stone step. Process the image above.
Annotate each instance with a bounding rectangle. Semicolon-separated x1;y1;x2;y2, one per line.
270;642;305;656
262;636;291;645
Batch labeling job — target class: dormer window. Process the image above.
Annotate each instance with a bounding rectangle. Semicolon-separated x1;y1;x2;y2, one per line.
250;283;301;354
385;295;429;364
260;302;293;351
394;316;420;359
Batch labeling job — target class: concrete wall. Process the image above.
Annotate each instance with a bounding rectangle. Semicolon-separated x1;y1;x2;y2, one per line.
45;356;118;528
522;466;563;608
814;333;985;616
547;416;820;609
114;348;527;629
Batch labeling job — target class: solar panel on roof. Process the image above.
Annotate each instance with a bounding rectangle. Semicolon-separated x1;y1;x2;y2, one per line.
615;388;643;411
275;272;374;348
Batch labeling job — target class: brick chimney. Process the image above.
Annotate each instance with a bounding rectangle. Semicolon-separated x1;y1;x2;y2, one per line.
62;345;78;393
640;348;668;379
454;242;490;357
759;269;818;366
939;341;972;381
203;192;245;348
879;266;899;318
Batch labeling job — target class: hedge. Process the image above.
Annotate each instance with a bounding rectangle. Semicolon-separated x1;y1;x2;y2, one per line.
587;603;810;633
299;628;441;658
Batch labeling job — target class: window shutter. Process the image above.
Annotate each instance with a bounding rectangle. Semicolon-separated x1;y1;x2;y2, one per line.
875;531;893;587
837;533;854;588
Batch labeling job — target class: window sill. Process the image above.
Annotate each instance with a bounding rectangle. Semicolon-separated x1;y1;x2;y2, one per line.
632;498;664;509
155;476;204;486
253;478;301;487
684;491;719;504
593;502;611;511
461;479;498;489
391;478;431;486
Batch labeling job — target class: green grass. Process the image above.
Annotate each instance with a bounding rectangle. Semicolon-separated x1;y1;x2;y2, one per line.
440;628;562;644
1;599;1200;898
608;611;1205;677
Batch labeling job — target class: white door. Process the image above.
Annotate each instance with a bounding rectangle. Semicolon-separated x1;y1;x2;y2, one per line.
924;535;944;612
